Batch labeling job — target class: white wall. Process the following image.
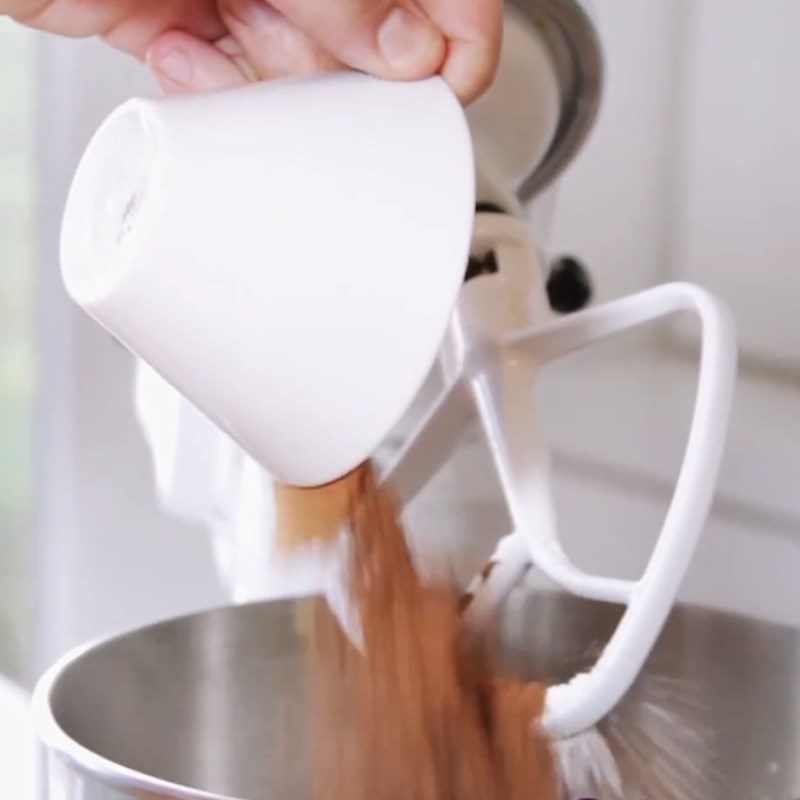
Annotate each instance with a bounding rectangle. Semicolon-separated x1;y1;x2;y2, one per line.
672;0;800;368
547;0;687;300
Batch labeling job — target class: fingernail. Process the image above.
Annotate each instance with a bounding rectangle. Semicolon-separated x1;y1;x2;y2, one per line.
378;7;443;74
154;47;193;84
229;0;280;28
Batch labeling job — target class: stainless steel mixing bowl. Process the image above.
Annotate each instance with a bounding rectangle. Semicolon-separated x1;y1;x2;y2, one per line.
33;591;800;800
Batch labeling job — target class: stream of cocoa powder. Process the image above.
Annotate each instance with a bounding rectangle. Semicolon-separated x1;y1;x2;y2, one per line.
280;462;557;800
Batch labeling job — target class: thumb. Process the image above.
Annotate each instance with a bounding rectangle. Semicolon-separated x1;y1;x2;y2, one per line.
221;0;445;81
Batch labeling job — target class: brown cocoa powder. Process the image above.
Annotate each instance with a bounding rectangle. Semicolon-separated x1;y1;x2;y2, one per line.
300;462;557;800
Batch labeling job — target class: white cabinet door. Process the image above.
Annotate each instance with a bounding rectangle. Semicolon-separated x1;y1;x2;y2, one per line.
547;0;685;300
671;0;800;368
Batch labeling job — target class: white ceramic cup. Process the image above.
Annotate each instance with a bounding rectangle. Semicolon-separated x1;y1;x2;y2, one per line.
61;73;475;486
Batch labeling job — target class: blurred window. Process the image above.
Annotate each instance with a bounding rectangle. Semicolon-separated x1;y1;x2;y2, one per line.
0;19;35;683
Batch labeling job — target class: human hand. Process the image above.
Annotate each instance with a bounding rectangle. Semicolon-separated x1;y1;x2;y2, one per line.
4;0;502;103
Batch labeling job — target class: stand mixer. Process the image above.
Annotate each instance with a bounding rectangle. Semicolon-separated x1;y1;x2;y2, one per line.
113;2;733;739
34;2;743;799
132;0;603;603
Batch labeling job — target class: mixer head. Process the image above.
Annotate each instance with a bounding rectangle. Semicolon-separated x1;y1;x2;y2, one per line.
510;0;602;200
468;0;602;204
